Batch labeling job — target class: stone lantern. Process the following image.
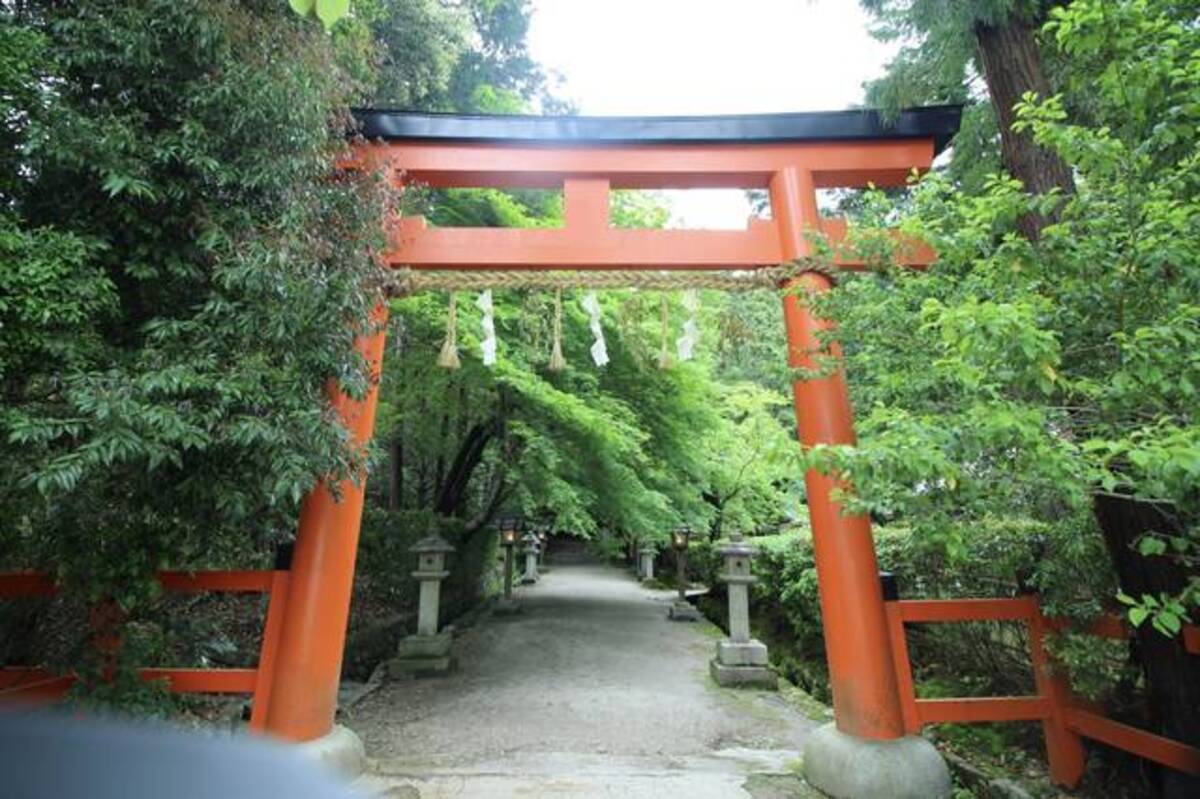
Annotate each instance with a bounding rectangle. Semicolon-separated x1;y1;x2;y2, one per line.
710;532;775;688
388;533;455;677
667;524;701;621
638;543;656;582
520;531;540;584
534;515;554;567
495;514;522;615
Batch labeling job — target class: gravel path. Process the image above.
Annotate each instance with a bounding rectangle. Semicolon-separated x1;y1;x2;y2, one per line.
349;553;823;798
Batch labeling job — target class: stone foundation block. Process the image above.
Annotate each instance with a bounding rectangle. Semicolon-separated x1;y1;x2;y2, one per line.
395;630;452;659
297;724;366;777
386;655;453;678
668;600;701;621
716;639;769;666
493;597;523;616
709;659;778;689
802;722;951;799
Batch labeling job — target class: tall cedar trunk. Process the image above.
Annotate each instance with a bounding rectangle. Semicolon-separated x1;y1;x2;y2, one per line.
386;435;402;511
974;17;1075;240
1093;493;1200;799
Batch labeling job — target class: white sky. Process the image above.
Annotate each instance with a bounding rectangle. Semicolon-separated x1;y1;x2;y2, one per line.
528;0;897;227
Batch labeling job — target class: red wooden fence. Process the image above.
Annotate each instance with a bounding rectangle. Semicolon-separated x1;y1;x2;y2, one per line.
884;595;1200;786
0;569;289;733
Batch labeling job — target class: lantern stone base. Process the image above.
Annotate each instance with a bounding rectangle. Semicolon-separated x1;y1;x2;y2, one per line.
520;574;538;585
387;655;452;678
802;722;951;799
709;658;777;689
716;639;769;666
387;630;454;678
396;629;453;658
668;600;701;621
493;597;523;615
297;724;366;777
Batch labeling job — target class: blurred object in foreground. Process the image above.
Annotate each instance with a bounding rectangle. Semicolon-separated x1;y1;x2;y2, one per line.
0;712;360;799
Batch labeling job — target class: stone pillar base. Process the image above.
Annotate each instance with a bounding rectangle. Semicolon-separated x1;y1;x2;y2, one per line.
493;597;523;615
668;600;701;621
386;655;453;678
297;724;366;778
717;639;768;665
802;722;951;799
386;630;454;678
710;638;777;689
520;574;538;585
710;658;777;689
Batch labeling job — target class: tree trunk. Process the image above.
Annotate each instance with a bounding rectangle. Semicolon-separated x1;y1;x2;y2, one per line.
386;435;402;511
974;17;1075;240
434;418;498;517
1093;493;1200;799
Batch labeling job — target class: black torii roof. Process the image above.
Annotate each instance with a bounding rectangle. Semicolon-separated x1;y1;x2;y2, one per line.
352;105;962;154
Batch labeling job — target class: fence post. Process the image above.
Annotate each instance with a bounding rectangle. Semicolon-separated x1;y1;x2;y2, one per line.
881;573;921;734
1028;599;1086;787
248;546;293;733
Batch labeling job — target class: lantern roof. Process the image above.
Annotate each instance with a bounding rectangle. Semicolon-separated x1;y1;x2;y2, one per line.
410;534;455;554
718;532;758;558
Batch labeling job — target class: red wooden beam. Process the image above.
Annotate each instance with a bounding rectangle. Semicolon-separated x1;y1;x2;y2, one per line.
1;667;55;691
1;667;261;702
0;669;73;704
884;602;922;735
247;571;290;732
893;597;1039;623
387;215;934;271
156;570;275;594
1066;708;1200;776
0;572;58;598
0;570;279;597
140;668;258;694
916;696;1050;725
358;139;935;190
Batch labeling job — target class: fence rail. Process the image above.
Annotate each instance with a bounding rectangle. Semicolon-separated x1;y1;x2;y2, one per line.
884;595;1200;787
0;569;289;733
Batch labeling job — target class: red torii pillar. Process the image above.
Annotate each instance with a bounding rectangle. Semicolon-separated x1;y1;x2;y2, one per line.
772;166;949;795
260;304;388;769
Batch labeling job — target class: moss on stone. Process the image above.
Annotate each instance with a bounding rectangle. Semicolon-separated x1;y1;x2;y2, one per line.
777;680;833;723
742;773;825;798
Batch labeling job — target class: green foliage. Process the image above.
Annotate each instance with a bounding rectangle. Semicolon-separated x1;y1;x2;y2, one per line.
859;0;1054;188
289;0;351;32
1;0;386;702
369;0;567;114
818;0;1199;641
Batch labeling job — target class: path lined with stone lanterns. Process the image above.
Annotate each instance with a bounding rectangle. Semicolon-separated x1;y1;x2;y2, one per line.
350;547;825;798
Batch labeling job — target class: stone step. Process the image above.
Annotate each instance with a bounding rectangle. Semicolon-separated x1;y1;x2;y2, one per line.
353;749;821;798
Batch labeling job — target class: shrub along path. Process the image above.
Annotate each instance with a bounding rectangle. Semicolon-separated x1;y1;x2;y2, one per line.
349;549;823;798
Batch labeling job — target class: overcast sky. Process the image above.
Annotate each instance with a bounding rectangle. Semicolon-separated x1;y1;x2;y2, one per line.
527;0;898;226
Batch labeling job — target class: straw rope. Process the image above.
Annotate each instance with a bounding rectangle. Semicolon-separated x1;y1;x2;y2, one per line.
549;288;567;372
436;293;461;369
657;295;672;370
386;258;837;296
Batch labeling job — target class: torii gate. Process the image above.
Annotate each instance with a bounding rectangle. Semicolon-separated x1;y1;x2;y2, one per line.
265;106;962;794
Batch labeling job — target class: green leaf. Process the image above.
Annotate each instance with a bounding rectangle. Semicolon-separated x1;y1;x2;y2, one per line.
1153;611;1182;636
289;0;316;16
315;0;349;30
1138;536;1168;556
1129;606;1149;627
